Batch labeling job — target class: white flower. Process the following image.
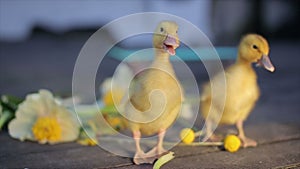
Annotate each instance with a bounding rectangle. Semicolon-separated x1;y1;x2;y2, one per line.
8;89;80;144
100;63;133;107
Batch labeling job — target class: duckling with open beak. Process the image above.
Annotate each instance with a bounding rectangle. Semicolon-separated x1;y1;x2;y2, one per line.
123;21;182;164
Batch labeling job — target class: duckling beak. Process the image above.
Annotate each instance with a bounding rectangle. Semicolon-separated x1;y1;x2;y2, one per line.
163;35;179;56
256;55;275;72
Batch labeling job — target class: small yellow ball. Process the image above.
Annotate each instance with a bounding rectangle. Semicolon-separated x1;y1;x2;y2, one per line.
180;128;195;144
224;135;241;152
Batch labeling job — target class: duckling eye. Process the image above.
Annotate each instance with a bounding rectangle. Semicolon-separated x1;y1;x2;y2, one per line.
252;45;258;49
160;27;164;32
176;30;178;34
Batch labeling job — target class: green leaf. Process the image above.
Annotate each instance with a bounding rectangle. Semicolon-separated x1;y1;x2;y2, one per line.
0;104;2;116
100;105;118;114
0;95;23;130
153;152;175;169
1;95;23;112
0;110;14;130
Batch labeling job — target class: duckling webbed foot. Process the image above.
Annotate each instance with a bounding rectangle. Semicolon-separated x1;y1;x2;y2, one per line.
145;145;168;159
133;131;156;164
133;150;156;164
202;119;221;142
145;129;168;159
208;134;223;142
239;136;257;148
236;119;257;148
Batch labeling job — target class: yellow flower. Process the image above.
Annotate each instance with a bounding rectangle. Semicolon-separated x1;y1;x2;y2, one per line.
104;116;127;131
77;126;98;146
180;128;195;144
8;90;80;144
100;63;133;107
32;117;62;143
103;89;124;106
224;135;241;152
77;138;98;146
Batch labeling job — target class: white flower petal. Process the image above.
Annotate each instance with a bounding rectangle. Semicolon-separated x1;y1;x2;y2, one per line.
8;118;35;141
60;123;80;143
100;78;112;95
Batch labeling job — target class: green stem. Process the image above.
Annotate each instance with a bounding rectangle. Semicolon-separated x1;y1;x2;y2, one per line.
0;111;14;130
176;141;223;146
194;130;203;137
99;136;223;147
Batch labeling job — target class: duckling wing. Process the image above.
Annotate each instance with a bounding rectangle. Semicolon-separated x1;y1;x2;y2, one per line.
220;66;260;123
125;68;182;123
128;70;152;112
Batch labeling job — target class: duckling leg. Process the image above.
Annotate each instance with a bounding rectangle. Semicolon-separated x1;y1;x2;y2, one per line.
145;129;167;159
202;119;222;142
236;119;257;147
133;130;156;164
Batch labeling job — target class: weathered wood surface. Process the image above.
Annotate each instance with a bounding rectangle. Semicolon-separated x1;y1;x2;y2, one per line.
0;33;299;168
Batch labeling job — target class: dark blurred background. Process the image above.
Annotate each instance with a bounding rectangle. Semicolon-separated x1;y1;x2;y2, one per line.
0;0;299;97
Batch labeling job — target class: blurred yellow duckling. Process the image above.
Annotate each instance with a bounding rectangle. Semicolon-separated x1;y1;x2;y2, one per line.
201;34;275;147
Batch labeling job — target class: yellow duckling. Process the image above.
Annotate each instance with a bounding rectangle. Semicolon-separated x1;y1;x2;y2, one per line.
201;34;275;147
123;21;182;164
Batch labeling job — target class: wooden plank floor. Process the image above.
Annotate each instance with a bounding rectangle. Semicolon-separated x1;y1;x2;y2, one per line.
0;33;299;168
